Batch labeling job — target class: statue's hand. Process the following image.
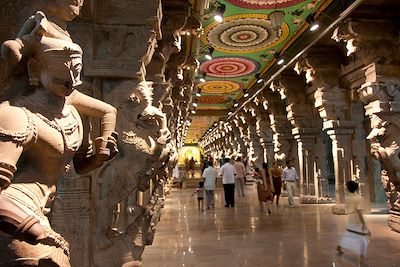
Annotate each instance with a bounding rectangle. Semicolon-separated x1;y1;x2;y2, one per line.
95;131;119;163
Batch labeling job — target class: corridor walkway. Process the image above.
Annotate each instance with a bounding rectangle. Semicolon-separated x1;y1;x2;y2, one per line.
142;184;400;267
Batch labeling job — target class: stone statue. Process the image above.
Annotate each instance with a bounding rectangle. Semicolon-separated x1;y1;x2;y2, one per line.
1;0;118;167
0;1;118;265
0;32;116;266
92;80;171;266
367;112;400;211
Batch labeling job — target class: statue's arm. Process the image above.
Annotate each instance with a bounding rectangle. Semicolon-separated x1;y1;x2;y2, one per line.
0;105;31;190
69;90;118;160
69;90;117;138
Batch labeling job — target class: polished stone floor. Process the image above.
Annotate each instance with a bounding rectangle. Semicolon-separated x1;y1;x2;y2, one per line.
142;184;400;267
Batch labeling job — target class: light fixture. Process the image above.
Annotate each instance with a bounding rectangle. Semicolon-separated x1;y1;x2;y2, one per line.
199;71;206;83
274;52;285;65
306;14;320;32
233;102;239;107
191;110;196;114
255;73;264;84
268;10;285;38
180;15;202;36
195;89;201;97
204;46;214;60
228;111;232;115
244;93;249;98
192;102;198;107
214;3;226;23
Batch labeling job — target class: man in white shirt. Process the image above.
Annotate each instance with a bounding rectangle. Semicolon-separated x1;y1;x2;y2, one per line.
202;161;218;209
281;160;299;207
219;158;236;207
233;157;246;197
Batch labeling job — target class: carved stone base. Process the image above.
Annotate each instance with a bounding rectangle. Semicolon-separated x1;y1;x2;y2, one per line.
388;210;400;233
300;195;335;204
331;204;346;215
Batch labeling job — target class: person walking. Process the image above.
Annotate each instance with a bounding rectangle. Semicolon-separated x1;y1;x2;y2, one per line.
219;158;236;207
336;181;370;266
281;160;299;207
254;165;274;214
262;163;274;213
201;158;209;174
202;161;218;209
233;157;246;197
269;161;283;207
188;157;196;178
192;181;205;211
178;168;187;189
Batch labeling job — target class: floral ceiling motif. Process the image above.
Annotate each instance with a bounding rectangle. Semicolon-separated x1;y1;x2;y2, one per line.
202;14;289;53
225;0;303;9
200;56;260;78
187;0;334;143
198;80;242;94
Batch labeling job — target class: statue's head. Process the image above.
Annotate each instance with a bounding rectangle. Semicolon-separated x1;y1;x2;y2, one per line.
26;35;83;97
47;0;84;22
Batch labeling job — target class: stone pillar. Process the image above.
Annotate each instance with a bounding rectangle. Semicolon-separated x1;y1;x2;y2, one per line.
359;78;400;232
325;122;355;213
333;17;399;223
261;90;294;165
253;96;274;165
243;104;264;168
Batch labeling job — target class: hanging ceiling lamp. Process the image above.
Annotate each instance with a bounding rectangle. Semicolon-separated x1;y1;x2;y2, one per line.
214;3;226;23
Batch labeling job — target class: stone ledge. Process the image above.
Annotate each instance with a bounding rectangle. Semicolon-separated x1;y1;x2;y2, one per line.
300;195;335;204
388;210;400;233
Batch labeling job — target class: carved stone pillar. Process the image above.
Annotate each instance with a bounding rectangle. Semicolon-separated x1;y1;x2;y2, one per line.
261;91;294;164
244;104;264;168
234;114;251;162
272;73;329;203
253;96;274;164
326;122;355;213
359;78;400;232
333;17;400;224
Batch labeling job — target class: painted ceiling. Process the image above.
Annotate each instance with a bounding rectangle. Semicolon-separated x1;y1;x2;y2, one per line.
185;0;333;143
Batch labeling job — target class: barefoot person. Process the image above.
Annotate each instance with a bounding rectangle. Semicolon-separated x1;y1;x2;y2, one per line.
336;181;370;266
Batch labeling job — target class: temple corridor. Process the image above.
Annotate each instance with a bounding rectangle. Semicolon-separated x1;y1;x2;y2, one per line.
142;184;400;267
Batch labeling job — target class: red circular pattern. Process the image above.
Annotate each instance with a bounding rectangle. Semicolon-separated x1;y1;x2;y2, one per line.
201;57;259;78
197;96;226;104
238;34;250;40
225;0;303;9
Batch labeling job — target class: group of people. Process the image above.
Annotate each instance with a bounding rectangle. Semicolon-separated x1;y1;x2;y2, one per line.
192;157;244;211
191;157;300;214
191;158;370;266
195;159;370;265
252;160;299;214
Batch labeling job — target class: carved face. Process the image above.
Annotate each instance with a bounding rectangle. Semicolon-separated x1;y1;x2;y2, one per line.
39;53;83;97
56;0;84;21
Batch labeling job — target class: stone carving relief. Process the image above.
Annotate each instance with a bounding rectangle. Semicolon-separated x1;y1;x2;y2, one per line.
331;21;359;56
360;81;400;230
0;2;118;265
92;80;170;266
332;20;400;65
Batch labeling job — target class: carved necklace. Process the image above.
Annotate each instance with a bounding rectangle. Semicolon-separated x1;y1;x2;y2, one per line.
48;20;70;38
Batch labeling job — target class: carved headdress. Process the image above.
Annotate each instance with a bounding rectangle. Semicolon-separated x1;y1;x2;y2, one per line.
2;34;82;64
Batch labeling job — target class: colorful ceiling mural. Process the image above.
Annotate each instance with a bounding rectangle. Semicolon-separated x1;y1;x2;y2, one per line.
186;0;333;143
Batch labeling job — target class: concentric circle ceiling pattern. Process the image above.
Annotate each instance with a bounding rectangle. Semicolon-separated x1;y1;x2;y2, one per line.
225;0;303;9
198;81;242;94
201;57;260;78
202;14;289;53
186;0;332;144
